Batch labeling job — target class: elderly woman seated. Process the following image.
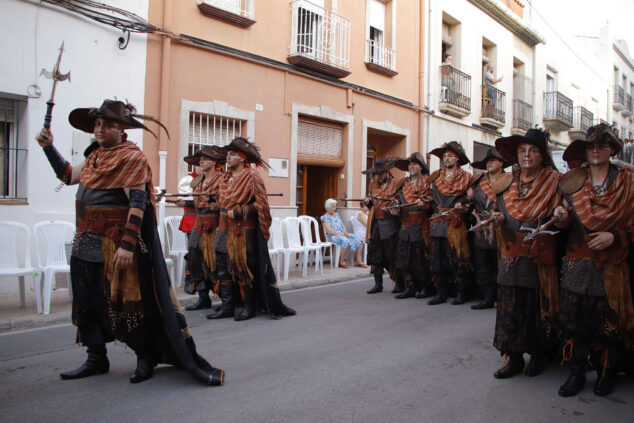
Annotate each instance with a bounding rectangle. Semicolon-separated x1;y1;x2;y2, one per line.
321;198;367;268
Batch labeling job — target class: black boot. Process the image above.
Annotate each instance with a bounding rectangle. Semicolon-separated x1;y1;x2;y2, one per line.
130;354;155;384
416;280;435;299
367;271;383;294
428;278;447;305
207;281;235;319
558;363;586;397
471;285;496;309
60;344;109;380
395;281;415;299
452;277;470;305
593;370;616;396
185;290;212;311
524;353;544;377
235;284;256;321
391;276;405;294
494;353;525;379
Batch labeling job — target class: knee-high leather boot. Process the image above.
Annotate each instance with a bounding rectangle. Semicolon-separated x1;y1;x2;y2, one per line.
60;344;109;380
235;283;256;321
428;275;448;305
471;285;496;309
185;288;211;311
395;280;416;299
367;267;383;294
207;280;235;319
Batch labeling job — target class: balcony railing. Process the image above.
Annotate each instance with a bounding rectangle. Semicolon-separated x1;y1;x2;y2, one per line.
196;0;255;27
623;93;633;117
480;85;506;127
439;65;471;117
365;39;397;76
288;0;351;78
613;85;625;111
569;106;594;140
543;91;573;131
512;99;532;134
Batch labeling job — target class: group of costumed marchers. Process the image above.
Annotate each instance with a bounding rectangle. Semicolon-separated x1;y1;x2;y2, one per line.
37;100;223;385
359;124;633;397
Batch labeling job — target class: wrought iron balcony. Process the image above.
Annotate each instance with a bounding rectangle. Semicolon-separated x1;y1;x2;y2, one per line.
288;0;351;78
511;99;532;135
623;93;633;117
569;106;594;140
480;85;506;128
196;0;255;27
365;39;397;77
613;85;625;111
438;65;471;118
543;91;573;131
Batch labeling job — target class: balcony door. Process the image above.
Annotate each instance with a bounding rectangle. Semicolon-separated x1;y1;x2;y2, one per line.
545;73;555;118
296;1;324;60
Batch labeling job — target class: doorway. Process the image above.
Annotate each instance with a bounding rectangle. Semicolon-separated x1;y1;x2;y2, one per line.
296;164;339;220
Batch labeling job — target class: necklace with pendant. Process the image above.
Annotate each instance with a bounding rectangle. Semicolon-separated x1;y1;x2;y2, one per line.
593;176;608;196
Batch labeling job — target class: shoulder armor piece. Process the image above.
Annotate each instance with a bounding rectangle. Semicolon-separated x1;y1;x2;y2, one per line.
559;167;587;194
492;172;514;195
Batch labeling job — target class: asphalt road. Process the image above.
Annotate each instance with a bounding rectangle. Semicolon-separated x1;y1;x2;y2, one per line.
1;278;632;423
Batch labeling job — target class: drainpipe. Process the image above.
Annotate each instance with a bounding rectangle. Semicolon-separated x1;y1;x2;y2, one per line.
157;0;173;246
530;5;538;129
424;0;433;156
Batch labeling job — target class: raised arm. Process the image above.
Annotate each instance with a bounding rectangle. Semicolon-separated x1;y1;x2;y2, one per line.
36;128;82;185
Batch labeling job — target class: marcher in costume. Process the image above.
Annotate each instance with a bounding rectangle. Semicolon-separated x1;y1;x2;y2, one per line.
490;128;561;379
555;124;634;397
392;153;433;299
185;146;226;311
427;142;473;305
468;148;509;310
364;158;405;295
36;100;223;385
208;137;296;321
175;157;200;295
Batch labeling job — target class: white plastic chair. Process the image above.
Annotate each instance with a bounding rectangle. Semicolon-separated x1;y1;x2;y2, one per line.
270;218;304;281
164;216;188;287
349;215;368;265
34;220;75;314
285;216;321;277
0;221;40;308
300;215;337;268
267;228;281;280
297;216;325;273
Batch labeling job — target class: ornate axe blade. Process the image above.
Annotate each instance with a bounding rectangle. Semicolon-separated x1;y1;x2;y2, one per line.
41;41;71;129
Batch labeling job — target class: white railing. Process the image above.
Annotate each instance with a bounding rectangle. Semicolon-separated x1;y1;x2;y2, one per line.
289;0;350;70
366;39;396;71
199;0;254;20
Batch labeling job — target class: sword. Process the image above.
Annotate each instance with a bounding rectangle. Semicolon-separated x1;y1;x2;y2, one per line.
429;202;472;220
40;41;71;129
468;210;495;232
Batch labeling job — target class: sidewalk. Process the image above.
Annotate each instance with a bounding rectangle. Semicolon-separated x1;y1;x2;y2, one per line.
0;263;371;333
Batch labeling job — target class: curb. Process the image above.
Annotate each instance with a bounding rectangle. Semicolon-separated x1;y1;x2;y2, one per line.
0;272;370;334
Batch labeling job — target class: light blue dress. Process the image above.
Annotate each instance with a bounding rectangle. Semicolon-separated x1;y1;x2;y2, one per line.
321;212;363;251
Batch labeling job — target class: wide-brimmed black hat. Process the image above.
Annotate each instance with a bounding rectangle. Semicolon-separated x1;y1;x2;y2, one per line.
361;157;399;175
394;152;429;174
199;145;226;164
562;124;622;161
495;128;556;168
471;148;511;170
69;100;169;139
429;141;470;166
221;137;264;167
183;150;202;166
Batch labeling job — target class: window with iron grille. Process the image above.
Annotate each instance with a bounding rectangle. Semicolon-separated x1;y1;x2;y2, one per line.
1;98;27;200
187;111;245;171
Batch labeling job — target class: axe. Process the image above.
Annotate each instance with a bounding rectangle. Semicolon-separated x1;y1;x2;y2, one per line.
40;41;71;129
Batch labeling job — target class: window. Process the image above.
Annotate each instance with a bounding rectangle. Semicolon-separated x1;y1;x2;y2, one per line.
197;0;255;27
365;0;396;74
0;98;26;200
187;112;245;171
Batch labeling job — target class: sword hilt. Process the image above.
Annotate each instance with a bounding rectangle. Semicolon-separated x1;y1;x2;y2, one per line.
43;100;55;129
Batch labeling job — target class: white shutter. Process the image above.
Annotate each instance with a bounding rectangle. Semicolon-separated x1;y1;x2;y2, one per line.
298;121;342;157
0;99;16;123
368;0;385;32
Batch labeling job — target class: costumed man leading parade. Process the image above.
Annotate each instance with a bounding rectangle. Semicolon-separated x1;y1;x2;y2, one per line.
554;124;634;397
176;153;202;295
468;148;509;310
490;128;561;379
427;141;473;305
36;100;223;385
392;153;433;299
364;158;404;295
207;137;296;321
185;146;226;311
